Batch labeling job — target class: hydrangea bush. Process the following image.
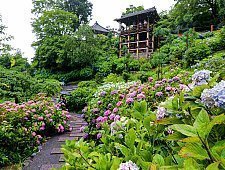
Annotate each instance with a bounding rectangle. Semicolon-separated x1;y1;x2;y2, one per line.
0;93;71;166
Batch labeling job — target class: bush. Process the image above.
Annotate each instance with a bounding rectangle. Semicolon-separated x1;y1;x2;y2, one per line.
0;94;70;166
127;59;140;71
78;80;98;88
140;62;152;71
103;73;124;83
79;67;93;80
184;41;211;67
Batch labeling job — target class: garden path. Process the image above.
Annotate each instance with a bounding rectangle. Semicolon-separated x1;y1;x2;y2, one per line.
23;85;86;170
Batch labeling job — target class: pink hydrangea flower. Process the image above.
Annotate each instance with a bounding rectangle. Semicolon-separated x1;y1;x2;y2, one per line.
137;93;146;100
113;108;119;113
104;110;111;116
116;101;123;107
109;114;116;120
38;116;44;121
156;92;163;97
126;98;134;104
32;132;36;136
148;77;153;82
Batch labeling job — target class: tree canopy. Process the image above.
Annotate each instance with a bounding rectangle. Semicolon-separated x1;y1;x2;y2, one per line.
122;5;144;16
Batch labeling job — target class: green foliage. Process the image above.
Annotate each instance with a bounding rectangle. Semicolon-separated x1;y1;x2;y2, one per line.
122;5;144;16
67;81;97;111
32;0;93;27
0;67;61;103
184;41;211;67
103;74;124;83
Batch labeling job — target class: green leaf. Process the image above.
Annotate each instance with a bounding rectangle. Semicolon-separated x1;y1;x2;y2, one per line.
180;136;200;143
156;117;183;125
179;143;209;160
166;132;186;141
193;109;210;139
152;154;165;166
206;162;220;170
211;140;225;155
172;95;179;110
183;158;200;170
125;128;136;149
143;116;151;132
134;101;147;114
192;84;209;98
207;114;225;133
110;157;121;170
170;124;197;137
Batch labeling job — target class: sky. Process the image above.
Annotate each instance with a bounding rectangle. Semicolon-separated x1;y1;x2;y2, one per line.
0;0;175;61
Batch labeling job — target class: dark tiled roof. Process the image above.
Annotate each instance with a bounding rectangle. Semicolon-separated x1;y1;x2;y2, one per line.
92;22;110;33
114;7;158;22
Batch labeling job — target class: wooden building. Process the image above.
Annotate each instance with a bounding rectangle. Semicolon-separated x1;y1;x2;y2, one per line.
115;7;159;58
92;21;110;35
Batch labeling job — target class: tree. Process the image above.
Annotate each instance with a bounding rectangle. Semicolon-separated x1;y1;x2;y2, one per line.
32;0;92;27
172;0;225;30
60;0;93;26
122;5;144;16
0;15;13;55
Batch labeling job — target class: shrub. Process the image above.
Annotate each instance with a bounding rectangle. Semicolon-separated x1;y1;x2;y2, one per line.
79;67;93;80
184;41;211;67
127;59;140;71
140;62;152;71
103;73;124;83
0;94;70;166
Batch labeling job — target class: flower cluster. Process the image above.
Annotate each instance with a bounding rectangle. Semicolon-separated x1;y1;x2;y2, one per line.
201;80;225;109
192;70;211;86
118;161;139;170
0;94;71;144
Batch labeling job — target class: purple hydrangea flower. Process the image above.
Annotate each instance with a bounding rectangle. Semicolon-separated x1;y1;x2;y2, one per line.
126;98;134;104
156;92;163;97
104;110;111;116
97;133;102;139
119;161;139;170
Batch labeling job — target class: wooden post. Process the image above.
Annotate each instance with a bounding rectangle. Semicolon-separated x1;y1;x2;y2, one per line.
119;36;122;57
128;23;130;54
136;33;139;59
146;17;150;58
137;15;139;59
211;25;214;32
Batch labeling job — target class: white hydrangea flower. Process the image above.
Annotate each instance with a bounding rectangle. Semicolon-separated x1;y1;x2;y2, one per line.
118;160;139;170
156;107;166;120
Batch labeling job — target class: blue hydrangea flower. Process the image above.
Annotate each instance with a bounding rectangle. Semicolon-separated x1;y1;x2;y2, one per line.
192;70;212;86
201;80;225;109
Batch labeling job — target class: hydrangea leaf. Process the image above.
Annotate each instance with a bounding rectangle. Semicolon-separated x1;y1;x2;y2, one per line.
180;136;201;143
156;117;183;125
179;143;209;160
183;158;200;170
206;114;225;134
170;124;197;137
193;109;210;139
152;154;165;166
192;84;209;98
125;128;136;149
206;162;220;170
166;132;186;141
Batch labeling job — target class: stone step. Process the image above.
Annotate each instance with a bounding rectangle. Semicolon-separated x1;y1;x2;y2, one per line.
40;164;61;170
51;148;63;154
69;133;85;137
58;137;78;142
59;155;65;162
